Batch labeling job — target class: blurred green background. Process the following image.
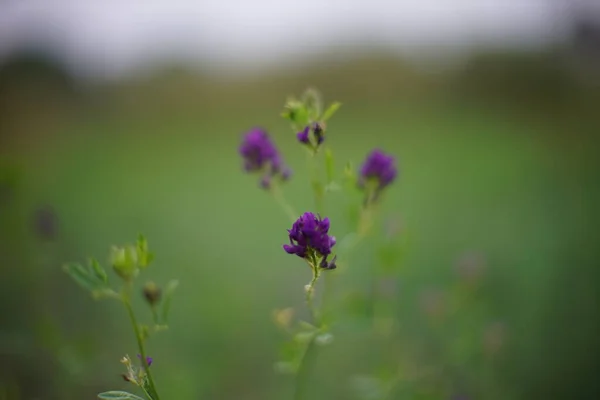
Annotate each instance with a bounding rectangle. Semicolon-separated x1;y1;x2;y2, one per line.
1;46;599;400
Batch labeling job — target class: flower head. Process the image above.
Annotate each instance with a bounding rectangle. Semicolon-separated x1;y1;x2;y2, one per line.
283;212;337;269
239;128;291;188
296;122;326;149
296;126;310;144
358;149;397;193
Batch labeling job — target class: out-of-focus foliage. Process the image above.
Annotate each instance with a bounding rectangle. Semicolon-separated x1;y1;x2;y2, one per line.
0;46;599;399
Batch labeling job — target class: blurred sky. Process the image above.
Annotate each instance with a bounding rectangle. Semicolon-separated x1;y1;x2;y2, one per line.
0;0;598;80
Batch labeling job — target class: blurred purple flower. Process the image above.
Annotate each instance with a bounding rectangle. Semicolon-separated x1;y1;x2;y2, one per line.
239;128;291;189
283;212;337;269
313;122;325;144
33;204;58;240
358;149;397;193
296;122;326;148
137;354;153;367
296;126;310;144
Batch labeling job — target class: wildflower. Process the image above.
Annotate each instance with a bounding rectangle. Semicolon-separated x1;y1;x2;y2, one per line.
137;354;153;367
313;122;325;145
296;122;326;149
296;126;310;144
283;212;337;269
358;149;397;196
239;128;291;189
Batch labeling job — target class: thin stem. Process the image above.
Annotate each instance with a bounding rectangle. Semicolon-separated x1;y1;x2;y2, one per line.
122;284;160;400
271;183;298;222
305;265;320;325
306;151;324;214
293;337;317;400
150;306;159;326
295;264;321;400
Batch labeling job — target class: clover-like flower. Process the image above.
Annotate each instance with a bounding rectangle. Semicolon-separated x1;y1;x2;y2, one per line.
239;128;291;188
296;122;326;149
358;149;397;194
283;212;337;269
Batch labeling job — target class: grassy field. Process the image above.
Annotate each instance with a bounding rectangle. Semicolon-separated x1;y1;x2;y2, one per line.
1;64;599;399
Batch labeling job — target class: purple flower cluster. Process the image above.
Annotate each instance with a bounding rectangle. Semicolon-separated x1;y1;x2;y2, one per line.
239;128;291;189
283;212;337;269
358;149;397;193
296;122;325;149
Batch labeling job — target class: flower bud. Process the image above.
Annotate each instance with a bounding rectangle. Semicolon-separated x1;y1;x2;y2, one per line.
110;245;139;280
143;281;162;306
136;235;154;269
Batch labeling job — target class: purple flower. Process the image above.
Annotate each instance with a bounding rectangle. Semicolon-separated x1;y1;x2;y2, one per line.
239;128;291;188
137;354;153;367
296;123;326;148
313;122;325;145
283;212;337;269
296;126;310;144
358;149;397;192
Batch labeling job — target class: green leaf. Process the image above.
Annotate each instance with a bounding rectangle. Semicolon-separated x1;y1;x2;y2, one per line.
301;88;323;121
297;320;317;331
325;148;335;183
274;361;296;374
63;263;104;292
90;258;108;284
136;234;153;268
321;101;341;121
97;391;145;400
324;182;341;192
161;279;179;323
294;331;317;344
281;99;309;129
315;332;334;346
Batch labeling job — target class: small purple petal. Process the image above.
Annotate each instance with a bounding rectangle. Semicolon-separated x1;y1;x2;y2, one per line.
137;354;153;367
296;126;310;144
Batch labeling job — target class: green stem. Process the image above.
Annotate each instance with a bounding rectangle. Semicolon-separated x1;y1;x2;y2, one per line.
122;284;160;400
293;337;317;400
305;266;320;325
293;263;322;400
271;183;298;222
150;306;159;326
307;151;324;214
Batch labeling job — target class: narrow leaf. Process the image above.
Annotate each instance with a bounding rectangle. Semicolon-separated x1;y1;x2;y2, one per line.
97;390;145;400
63;263;103;292
161;279;179;323
321;101;341;121
90;258;108;283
